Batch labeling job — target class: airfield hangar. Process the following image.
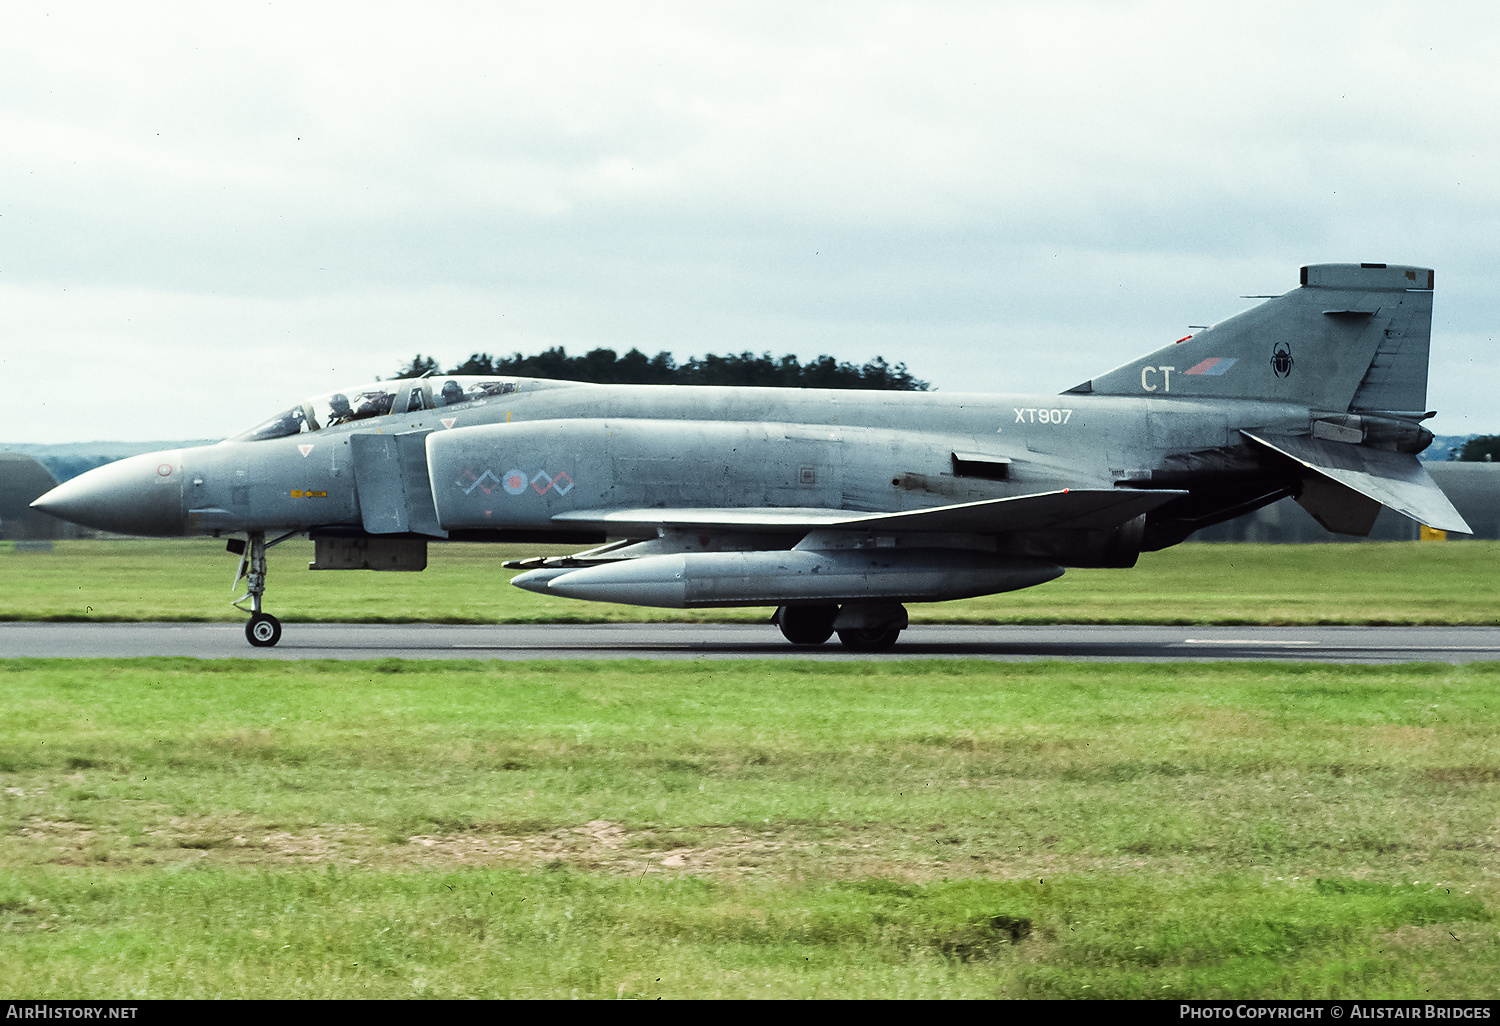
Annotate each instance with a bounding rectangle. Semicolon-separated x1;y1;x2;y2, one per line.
0;453;69;541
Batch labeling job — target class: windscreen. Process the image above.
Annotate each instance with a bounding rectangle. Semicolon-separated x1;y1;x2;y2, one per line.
228;382;397;442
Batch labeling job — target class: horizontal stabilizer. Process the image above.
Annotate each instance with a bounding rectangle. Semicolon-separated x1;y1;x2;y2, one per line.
1243;432;1471;535
552;488;1187;536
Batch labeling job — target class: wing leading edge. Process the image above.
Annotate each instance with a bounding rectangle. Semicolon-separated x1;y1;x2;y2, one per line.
549;487;1188;536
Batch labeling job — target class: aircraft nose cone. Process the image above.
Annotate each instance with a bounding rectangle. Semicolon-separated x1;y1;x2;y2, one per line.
30;450;188;536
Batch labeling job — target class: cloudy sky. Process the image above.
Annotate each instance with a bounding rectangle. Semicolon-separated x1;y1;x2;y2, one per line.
4;0;1498;443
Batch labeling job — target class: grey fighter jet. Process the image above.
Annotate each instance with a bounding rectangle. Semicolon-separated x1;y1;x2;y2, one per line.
32;262;1469;649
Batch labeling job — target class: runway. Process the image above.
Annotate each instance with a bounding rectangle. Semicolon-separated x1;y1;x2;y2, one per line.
4;621;1500;662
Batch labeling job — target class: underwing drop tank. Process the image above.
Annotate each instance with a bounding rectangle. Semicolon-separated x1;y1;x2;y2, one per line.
511;549;1064;608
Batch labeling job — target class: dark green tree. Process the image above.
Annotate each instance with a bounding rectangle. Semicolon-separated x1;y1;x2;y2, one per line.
447;353;498;375
389;354;440;379
1452;435;1500;462
391;347;929;389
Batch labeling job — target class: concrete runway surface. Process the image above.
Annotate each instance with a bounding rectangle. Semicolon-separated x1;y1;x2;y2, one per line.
4;621;1500;663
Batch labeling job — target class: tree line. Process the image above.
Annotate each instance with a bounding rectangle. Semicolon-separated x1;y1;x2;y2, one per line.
1452;436;1500;462
390;348;930;391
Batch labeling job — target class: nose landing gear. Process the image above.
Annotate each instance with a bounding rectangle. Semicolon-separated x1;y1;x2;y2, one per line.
230;530;297;647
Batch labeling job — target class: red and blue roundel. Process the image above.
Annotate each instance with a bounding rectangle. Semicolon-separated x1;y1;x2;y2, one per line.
1184;357;1237;376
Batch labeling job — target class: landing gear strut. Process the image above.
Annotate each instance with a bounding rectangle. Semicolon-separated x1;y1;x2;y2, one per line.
231;530;296;647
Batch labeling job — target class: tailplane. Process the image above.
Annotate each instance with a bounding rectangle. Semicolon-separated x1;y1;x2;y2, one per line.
1071;262;1435;418
1243;431;1469;536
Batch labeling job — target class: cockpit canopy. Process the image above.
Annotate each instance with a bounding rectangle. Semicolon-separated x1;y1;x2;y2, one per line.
229;376;520;443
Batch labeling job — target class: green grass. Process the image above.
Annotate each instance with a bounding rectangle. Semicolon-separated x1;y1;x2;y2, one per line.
2;658;1496;998
3;871;1487;999
5;537;1500;624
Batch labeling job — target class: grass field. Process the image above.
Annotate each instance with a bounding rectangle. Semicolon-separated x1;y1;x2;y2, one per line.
2;657;1496;998
4;537;1500;625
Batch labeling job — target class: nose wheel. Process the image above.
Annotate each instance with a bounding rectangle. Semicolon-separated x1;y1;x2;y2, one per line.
246;612;282;647
231;530;296;648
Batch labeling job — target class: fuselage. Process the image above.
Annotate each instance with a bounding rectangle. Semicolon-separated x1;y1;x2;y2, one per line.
35;375;1313;549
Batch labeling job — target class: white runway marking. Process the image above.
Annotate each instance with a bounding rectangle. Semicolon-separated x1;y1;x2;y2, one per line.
1182;639;1316;646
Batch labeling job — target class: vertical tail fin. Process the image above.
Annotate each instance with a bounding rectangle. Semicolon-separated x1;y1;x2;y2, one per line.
1071;263;1434;417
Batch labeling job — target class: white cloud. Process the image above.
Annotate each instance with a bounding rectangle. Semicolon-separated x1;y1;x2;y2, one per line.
2;0;1498;441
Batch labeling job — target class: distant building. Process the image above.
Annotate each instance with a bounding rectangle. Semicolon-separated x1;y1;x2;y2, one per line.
0;453;68;540
1;440;218;486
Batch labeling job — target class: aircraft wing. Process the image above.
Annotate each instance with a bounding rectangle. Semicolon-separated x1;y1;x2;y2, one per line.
550;487;1187;535
1242;431;1472;534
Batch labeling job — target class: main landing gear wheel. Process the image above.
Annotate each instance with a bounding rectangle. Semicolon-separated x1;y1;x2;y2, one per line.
246;613;282;648
777;605;838;645
837;626;902;652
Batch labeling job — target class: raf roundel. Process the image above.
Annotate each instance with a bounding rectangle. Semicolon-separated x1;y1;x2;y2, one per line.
502;469;528;496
